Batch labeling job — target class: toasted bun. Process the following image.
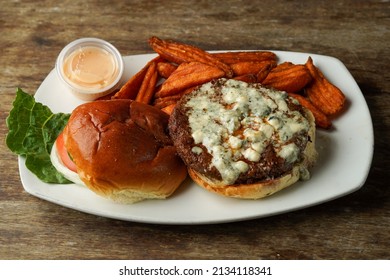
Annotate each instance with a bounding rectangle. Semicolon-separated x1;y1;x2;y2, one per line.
63;99;187;203
188;108;317;199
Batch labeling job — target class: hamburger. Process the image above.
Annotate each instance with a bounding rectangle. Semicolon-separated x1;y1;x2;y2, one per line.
168;78;317;199
50;99;187;203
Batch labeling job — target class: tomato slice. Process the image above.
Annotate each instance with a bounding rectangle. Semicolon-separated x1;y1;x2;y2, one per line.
56;132;77;172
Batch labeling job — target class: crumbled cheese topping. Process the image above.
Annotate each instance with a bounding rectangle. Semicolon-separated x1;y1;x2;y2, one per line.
186;79;309;184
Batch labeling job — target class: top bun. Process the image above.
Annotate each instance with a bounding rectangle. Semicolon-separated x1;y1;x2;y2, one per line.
63;99;187;203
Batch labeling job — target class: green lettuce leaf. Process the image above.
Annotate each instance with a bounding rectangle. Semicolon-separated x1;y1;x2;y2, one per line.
6;88;71;183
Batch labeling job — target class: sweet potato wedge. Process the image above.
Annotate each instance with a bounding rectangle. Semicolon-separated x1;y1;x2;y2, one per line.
262;62;312;93
161;103;176;115
305;57;346;116
289;93;332;129
155;62;225;98
135;62;158;104
149;36;233;78
256;62;275;83
157;62;178;79
233;74;257;83
230;60;276;77
114;56;162;100
153;91;186;109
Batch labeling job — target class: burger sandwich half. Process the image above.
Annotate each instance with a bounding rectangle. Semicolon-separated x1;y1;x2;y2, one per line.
51;99;188;203
168;78;317;199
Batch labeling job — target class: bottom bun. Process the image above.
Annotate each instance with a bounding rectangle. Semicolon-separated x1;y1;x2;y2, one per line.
189;165;303;199
84;146;188;204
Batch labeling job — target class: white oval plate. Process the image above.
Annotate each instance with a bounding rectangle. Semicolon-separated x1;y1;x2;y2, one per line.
19;51;374;224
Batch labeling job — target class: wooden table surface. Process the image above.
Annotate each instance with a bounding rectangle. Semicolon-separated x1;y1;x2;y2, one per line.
1;0;389;260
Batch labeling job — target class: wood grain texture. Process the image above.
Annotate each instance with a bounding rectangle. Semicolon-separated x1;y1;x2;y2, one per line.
1;0;389;260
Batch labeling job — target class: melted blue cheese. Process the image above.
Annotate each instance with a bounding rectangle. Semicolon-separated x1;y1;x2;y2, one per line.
186;79;309;185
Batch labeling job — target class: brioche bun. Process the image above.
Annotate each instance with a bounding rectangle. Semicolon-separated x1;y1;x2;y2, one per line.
169;78;317;199
62;99;187;203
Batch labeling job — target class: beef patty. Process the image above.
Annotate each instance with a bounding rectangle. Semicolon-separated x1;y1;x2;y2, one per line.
168;78;312;185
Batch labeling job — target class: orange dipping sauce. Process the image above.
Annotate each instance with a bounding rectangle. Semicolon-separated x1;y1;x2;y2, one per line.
63;46;119;90
56;38;124;101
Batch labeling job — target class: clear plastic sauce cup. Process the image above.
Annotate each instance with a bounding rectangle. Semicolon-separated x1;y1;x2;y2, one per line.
56;38;124;101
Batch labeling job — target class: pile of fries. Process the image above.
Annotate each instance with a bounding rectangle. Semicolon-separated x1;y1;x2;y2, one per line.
111;36;346;129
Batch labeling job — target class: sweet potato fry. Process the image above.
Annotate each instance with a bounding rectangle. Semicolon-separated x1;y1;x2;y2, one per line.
157;62;178;79
288;93;332;129
161;104;176;115
114;56;162;100
135;62;158;104
270;61;294;71
153;91;186;109
113;65;147;100
212;51;277;64
256;62;275;83
155;62;225;98
230;60;276;77
154;85;198;108
149;36;233;78
154;86;200;109
262;62;312;93
233;74;257;83
305;57;346;116
154;98;178;109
